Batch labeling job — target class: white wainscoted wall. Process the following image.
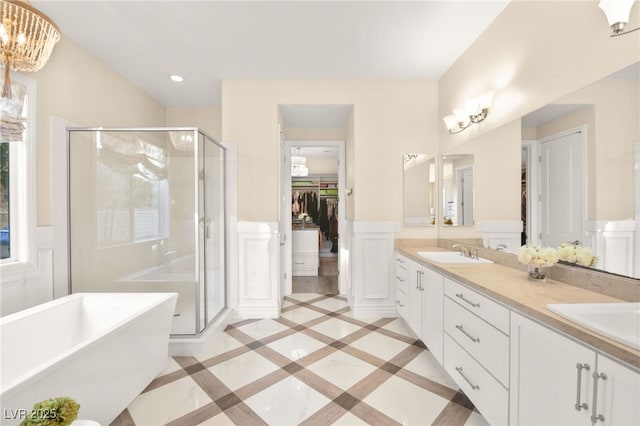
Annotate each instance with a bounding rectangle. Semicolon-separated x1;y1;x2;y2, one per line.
0;227;55;316
585;220;637;278
476;220;523;253
348;221;400;317
237;221;280;318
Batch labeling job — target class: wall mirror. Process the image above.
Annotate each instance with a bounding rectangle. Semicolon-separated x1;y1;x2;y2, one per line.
441;154;474;226
520;61;639;279
403;153;436;226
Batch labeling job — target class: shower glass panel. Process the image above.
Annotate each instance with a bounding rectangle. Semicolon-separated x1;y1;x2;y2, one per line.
68;128;225;336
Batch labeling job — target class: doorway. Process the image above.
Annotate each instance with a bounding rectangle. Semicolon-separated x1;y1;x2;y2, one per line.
279;140;345;296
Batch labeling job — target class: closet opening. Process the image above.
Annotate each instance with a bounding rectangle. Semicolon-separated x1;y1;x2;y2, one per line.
290;145;340;294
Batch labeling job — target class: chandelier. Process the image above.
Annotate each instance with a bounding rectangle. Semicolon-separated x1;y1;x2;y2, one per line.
1;0;60;99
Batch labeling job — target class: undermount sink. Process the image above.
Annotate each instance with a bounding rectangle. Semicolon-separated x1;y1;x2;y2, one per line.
417;251;493;265
547;302;640;350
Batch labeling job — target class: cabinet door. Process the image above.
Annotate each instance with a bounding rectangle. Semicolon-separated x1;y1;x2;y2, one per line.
421;268;443;364
406;260;423;337
510;312;594;426
596;355;640;425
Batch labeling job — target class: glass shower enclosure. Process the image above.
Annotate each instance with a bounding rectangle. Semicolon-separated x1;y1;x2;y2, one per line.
67;128;225;335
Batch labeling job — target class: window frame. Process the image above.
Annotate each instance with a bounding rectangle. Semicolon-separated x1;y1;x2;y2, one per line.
0;72;38;281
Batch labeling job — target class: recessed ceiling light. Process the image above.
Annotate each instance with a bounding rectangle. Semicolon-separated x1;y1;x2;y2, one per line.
169;75;184;82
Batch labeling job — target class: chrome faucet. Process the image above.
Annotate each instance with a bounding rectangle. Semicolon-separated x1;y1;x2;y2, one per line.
453;244;470;258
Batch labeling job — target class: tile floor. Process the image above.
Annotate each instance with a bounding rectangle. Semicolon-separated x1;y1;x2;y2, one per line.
112;294;490;426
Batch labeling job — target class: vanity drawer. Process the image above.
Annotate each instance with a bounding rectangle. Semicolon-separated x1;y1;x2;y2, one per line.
292;254;319;276
444;334;509;426
444;278;509;334
444;297;510;386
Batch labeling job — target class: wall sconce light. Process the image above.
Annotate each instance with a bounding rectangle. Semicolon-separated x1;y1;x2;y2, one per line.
443;92;493;135
599;0;639;36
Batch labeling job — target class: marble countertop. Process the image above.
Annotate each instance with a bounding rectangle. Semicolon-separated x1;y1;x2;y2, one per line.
396;245;640;370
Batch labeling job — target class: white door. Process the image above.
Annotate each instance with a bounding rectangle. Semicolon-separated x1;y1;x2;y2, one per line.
278;128;292;298
596;355;640;425
510;312;594;425
456;166;474;226
421;268;444;364
407;260;423;337
540;129;585;247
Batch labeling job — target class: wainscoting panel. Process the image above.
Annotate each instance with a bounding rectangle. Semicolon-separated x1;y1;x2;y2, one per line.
237;222;279;318
476;221;523;253
350;221;400;318
0;227;54;316
585;220;636;278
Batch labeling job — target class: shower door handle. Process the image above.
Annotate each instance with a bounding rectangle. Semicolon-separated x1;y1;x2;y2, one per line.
200;217;211;239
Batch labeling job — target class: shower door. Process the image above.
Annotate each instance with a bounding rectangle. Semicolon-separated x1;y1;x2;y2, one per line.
68;128;225;336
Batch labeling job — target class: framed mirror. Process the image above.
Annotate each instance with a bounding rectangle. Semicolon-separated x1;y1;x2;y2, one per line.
442;154;474;226
403;153;437;226
521;61;639;278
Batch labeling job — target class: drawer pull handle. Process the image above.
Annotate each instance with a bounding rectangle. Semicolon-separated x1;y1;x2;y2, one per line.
398;259;405;264
294;262;305;265
455;324;480;343
455;293;480;308
396;300;404;307
574;363;590;411
455;366;480;390
590;371;607;423
396;276;404;282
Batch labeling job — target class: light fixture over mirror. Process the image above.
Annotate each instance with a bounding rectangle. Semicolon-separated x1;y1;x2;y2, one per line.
1;0;60;100
599;0;639;36
443;92;493;135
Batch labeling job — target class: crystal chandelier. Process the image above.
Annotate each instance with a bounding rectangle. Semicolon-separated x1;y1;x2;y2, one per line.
1;0;60;99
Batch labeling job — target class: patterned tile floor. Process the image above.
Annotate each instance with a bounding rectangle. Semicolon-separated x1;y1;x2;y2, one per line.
112;294;490;426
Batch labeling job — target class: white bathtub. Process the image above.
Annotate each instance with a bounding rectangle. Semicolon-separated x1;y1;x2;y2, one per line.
1;292;178;426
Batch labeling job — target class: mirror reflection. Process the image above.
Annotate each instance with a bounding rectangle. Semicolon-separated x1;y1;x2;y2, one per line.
403;153;436;226
442;154;474;226
521;62;639;278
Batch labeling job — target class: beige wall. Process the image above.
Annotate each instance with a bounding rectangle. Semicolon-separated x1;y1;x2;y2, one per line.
438;0;639;236
284;128;347;141
166;107;222;141
222;80;439;227
527;78;639;221
31;36;167;226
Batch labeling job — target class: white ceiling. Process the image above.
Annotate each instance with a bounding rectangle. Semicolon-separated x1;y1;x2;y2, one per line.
32;0;510;111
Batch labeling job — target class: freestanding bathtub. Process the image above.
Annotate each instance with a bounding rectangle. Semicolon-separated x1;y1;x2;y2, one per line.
1;292;178;425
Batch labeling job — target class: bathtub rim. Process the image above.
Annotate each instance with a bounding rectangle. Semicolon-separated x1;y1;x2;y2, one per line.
1;292;178;398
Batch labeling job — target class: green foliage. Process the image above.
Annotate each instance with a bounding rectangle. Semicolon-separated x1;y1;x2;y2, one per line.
19;397;80;426
0;143;8;191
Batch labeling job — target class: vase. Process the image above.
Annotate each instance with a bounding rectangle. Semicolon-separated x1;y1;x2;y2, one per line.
527;264;549;281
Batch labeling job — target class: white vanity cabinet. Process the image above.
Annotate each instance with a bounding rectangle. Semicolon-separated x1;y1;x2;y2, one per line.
443;278;510;426
394;253;444;362
407;259;425;336
292;229;319;276
420;267;444;364
510;312;640;426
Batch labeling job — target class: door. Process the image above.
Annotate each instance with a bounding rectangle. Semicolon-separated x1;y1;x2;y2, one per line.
278;126;292;298
596;355;640;425
421;268;444;364
540;129;585;247
407;260;423;337
510;312;594;425
456;165;474;226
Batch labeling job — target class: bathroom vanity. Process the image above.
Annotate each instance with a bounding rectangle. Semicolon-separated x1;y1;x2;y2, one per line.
394;244;640;426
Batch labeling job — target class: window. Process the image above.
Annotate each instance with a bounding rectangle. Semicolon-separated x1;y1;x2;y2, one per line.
0;76;35;269
96;137;168;247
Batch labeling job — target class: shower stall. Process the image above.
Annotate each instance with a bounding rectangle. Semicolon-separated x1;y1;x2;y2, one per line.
67;128;226;336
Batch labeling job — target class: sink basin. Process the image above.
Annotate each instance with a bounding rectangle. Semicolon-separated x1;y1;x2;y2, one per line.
547;303;640;350
417;251;493;265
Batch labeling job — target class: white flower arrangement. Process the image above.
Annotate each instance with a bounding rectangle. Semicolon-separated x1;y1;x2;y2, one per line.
517;245;559;268
557;243;598;267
